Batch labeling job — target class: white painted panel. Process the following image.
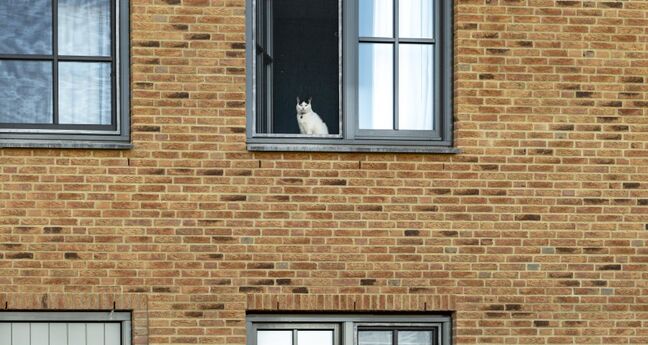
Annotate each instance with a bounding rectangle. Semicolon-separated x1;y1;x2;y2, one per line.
11;323;30;345
104;323;120;345
86;324;104;345
50;323;68;345
68;323;86;345
30;323;49;345
0;323;11;345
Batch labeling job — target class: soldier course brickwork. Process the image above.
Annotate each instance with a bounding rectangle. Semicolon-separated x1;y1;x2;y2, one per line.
1;1;648;344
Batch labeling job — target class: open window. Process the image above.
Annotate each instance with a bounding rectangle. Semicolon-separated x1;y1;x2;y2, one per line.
247;0;455;153
254;0;341;137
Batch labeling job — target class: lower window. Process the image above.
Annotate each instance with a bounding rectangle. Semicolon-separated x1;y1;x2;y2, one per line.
247;315;451;345
0;311;131;345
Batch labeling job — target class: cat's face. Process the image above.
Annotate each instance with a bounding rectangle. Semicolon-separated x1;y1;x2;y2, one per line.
296;97;312;116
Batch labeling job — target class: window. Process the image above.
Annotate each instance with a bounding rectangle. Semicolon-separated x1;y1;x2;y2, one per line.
0;0;130;148
0;311;131;345
246;0;454;153
247;315;451;345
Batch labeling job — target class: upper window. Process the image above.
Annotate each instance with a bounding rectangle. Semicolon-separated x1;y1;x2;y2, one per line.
0;311;131;345
0;0;130;148
247;315;452;345
246;0;454;153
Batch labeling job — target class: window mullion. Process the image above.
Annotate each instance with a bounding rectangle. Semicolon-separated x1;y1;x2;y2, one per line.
52;0;59;125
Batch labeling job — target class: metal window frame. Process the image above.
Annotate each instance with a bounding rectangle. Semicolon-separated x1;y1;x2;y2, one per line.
246;314;451;345
0;311;132;345
246;0;454;152
0;0;131;149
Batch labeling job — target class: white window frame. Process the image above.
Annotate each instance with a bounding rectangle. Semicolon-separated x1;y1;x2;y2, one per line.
246;314;452;345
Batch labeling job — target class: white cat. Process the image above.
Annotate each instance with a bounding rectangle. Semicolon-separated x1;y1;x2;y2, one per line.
296;97;329;135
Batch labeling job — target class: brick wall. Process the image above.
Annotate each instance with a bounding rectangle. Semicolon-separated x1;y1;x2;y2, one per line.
1;0;648;344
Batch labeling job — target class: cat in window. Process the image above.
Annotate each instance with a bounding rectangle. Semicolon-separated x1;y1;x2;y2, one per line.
296;97;329;135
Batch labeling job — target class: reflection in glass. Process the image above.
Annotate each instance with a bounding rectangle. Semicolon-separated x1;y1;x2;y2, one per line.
399;44;433;130
358;331;392;345
258;330;293;345
359;43;393;130
298;330;333;345
59;62;112;125
359;0;393;38
59;0;111;56
398;331;432;345
0;1;52;54
0;61;53;124
400;0;434;39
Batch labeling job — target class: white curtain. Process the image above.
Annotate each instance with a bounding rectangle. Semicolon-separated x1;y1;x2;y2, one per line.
57;0;112;125
362;0;434;131
398;0;434;130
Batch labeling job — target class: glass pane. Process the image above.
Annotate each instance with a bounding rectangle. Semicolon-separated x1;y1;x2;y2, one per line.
298;330;333;345
399;0;434;38
358;331;392;345
398;331;433;345
258;330;293;345
59;62;112;125
0;1;52;54
359;43;393;130
0;61;53;124
59;0;111;56
359;0;393;37
399;44;434;130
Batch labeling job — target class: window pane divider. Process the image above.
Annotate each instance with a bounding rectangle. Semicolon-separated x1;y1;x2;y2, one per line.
59;56;114;62
0;55;55;61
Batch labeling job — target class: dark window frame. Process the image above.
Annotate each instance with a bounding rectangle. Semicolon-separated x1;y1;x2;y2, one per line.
246;0;456;153
246;314;452;345
0;0;131;149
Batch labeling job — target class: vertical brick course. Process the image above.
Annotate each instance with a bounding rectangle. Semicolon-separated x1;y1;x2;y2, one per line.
1;0;648;344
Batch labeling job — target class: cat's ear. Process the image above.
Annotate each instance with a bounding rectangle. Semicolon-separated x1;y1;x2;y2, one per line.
308;97;312;104
296;97;301;104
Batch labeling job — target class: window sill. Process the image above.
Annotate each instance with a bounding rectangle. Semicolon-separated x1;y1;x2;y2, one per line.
248;142;460;154
0;139;132;150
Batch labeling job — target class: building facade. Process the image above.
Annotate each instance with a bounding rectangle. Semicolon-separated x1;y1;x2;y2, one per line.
1;1;648;344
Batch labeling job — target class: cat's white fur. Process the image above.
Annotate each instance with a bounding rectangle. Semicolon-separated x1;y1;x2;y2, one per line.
296;97;328;135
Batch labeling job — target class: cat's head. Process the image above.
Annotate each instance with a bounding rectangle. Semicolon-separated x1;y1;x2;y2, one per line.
296;97;313;116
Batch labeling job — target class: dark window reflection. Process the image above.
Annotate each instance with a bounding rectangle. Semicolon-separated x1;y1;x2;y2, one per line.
0;1;52;54
0;61;53;124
